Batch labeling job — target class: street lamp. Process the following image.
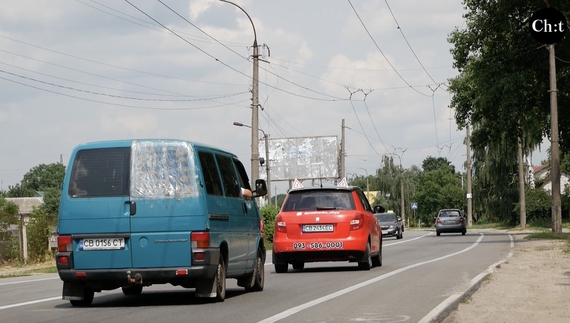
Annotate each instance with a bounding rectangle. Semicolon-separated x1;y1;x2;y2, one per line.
221;0;260;188
233;122;270;202
390;149;407;227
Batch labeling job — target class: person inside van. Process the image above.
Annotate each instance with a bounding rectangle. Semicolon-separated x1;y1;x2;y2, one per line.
240;187;252;199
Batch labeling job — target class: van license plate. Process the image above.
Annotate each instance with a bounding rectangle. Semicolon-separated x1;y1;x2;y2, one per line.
81;238;125;250
303;224;334;232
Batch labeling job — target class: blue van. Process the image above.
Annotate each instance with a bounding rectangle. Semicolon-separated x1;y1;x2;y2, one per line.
56;139;267;306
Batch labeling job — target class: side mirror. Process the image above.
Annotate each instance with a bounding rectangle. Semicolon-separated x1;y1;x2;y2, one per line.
397;217;402;222
253;179;267;197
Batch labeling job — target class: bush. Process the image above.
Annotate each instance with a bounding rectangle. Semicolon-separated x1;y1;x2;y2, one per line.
260;205;279;243
26;207;51;263
4;234;20;262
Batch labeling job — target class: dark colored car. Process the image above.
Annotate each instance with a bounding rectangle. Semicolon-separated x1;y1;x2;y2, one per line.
435;209;466;236
272;180;382;273
375;212;403;239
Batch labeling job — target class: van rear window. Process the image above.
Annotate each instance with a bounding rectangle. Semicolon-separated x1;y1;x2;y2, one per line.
68;148;130;197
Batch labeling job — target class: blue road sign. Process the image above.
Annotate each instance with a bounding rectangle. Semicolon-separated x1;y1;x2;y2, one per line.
411;202;418;210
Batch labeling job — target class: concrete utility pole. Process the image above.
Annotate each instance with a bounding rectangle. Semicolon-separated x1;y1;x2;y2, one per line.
518;136;526;229
221;0;259;186
341;119;346;179
466;124;472;227
391;150;407;227
549;44;562;233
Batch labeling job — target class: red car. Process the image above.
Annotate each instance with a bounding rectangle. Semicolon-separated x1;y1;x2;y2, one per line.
272;180;382;273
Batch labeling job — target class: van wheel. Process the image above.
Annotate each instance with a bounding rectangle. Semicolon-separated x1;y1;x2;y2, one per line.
436;231;441;236
69;289;94;307
214;255;226;302
358;242;372;270
245;248;264;292
122;285;143;296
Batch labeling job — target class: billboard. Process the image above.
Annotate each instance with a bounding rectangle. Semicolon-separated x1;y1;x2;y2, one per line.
259;136;338;181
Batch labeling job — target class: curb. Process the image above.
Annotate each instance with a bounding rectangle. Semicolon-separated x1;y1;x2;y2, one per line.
418;261;504;323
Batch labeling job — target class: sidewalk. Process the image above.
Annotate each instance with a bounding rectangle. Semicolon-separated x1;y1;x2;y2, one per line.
0;260;56;277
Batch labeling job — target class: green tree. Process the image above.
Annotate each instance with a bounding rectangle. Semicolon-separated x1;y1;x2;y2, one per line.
447;0;570;230
21;163;66;192
7;183;36;198
422;156;455;174
414;164;464;226
0;197;19;240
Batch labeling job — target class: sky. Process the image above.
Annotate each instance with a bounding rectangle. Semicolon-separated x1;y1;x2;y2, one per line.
0;0;551;193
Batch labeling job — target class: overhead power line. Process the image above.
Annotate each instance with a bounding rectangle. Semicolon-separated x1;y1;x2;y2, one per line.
0;75;249;111
157;0;348;101
347;0;431;97
384;0;440;85
0;69;249;102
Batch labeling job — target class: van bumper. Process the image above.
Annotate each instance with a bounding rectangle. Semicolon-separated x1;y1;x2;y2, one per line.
56;248;219;288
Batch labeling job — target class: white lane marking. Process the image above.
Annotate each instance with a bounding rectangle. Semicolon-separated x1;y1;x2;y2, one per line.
0;297;61;310
264;232;432;265
383;232;432;246
0;277;59;286
257;233;485;323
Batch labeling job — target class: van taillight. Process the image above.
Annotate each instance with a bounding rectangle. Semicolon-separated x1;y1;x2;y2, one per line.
58;235;72;252
191;232;210;248
350;213;364;230
275;214;286;233
436;218;441;224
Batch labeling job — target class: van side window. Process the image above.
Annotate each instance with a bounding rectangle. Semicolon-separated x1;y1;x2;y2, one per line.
233;157;252;191
198;151;223;196
216;154;241;198
69;148;130;197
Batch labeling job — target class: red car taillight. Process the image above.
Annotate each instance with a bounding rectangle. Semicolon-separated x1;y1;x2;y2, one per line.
275;214;287;233
436;218;441;224
191;231;210;248
57;235;72;252
350;213;364;230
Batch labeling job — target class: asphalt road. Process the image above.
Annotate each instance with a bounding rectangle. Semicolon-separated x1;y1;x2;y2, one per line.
0;230;513;323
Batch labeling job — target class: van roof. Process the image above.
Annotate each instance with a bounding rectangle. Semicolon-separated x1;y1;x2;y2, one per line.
73;139;228;154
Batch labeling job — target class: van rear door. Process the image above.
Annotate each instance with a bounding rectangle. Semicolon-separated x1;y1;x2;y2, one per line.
59;146;133;270
128;140;200;268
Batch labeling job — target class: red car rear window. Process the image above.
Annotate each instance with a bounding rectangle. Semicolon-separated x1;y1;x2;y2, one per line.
282;190;355;211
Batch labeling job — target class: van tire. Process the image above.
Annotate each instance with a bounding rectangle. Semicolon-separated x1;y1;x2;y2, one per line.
214;255;226;302
69;289;94;307
245;248;265;292
122;285;143;296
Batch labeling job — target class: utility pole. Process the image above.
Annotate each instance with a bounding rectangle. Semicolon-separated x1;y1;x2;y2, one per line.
549;44;562;233
263;132;270;203
341;119;346;179
518;136;526;229
391;149;407;227
466;124;472;227
221;0;259;187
